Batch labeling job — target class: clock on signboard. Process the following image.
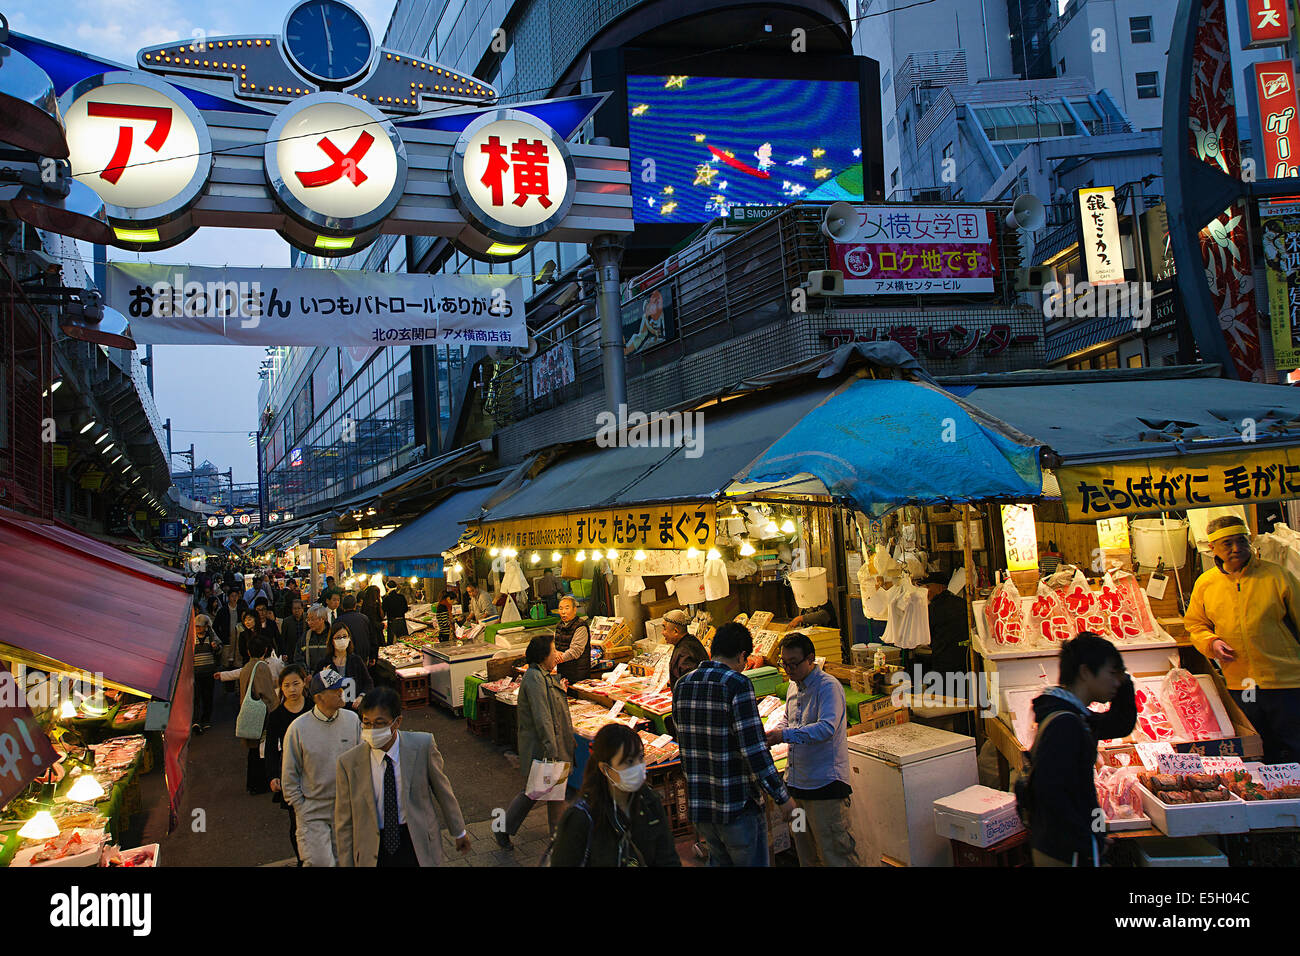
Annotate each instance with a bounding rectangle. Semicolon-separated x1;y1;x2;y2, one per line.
282;0;375;86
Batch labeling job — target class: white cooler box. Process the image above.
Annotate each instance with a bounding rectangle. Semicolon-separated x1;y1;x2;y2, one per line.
933;785;1024;848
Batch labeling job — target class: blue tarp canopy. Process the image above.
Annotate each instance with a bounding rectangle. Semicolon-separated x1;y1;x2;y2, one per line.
734;376;1044;515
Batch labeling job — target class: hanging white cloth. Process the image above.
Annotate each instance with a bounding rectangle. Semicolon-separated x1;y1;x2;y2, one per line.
622;574;646;596
882;576;931;649
501;558;528;594
703;556;729;601
500;595;522;622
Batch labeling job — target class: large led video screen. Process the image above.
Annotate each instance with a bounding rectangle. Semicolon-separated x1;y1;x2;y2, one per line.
626;74;865;224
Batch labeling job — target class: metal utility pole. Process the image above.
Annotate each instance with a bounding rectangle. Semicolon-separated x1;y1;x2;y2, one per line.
590;232;627;412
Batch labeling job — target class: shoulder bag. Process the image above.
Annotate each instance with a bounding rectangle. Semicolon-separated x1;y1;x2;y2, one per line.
235;660;269;740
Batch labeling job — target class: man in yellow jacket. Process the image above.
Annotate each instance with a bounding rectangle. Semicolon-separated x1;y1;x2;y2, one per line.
1185;516;1300;763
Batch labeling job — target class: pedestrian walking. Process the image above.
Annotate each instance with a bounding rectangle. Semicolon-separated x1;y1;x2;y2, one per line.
280;598;307;660
281;667;363;867
361;585;384;653
766;632;858;866
294;605;333;671
549;723;681;867
496;633;575;848
1026;632;1135;866
1186;515;1300;763
236;636;280;795
674;622;795;866
323;621;373;708
334;686;471;867
266;664;312;865
382;580;409;643
337;593;373;662
191;613;221;734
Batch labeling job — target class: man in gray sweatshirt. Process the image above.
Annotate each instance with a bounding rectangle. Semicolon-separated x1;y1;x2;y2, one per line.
281;667;363;866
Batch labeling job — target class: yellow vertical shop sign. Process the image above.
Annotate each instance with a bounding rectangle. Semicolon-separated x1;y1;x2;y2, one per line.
1059;448;1300;521
467;503;717;551
1260;198;1300;370
1000;504;1039;571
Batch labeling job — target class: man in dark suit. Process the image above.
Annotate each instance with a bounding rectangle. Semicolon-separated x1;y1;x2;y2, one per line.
382;581;409;643
212;587;249;666
335;687;470;867
337;593;373;663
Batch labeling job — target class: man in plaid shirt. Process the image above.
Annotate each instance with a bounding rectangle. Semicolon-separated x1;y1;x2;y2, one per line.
674;622;796;865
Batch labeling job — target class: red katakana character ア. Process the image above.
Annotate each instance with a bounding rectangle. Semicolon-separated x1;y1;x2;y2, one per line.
86;102;173;184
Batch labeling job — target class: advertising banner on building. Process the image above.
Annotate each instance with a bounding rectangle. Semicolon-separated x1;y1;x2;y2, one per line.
0;665;59;809
1060;448;1300;520
827;206;999;294
105;264;526;347
622;283;676;354
1243;0;1292;48
532;343;576;398
1077;186;1125;285
1260;197;1300;369
1253;61;1300;179
467;503;717;551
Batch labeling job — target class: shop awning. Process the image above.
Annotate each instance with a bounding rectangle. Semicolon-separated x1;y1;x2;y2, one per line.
0;509;194;700
479;384;840;521
331;440;493;516
735;375;1044;515
352;482;498;577
958;371;1300;519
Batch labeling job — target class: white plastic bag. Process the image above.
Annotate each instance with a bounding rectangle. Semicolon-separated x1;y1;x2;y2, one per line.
621;574;646;596
881;576;930;649
525;759;571;801
858;554;890;620
703;556;729;601
501;558;528;594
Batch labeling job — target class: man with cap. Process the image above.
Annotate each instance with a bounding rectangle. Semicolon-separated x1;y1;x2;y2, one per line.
665;609;708;689
281;667;363;866
1186;515;1300;763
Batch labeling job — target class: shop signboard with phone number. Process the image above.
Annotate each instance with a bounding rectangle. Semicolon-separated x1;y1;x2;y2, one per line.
467;503;716;551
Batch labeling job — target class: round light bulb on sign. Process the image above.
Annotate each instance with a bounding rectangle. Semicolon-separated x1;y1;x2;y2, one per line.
265;92;407;235
449;110;578;244
60;72;213;224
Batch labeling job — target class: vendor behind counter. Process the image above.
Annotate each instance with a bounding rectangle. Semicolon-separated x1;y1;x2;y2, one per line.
790;600;837;630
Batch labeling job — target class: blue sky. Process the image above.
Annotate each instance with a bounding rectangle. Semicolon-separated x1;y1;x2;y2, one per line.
8;0;397;482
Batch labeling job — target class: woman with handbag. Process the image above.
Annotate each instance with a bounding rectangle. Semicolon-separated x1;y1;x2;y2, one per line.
549;723;681;867
495;633;575;849
191;614;221;734
237;636;281;795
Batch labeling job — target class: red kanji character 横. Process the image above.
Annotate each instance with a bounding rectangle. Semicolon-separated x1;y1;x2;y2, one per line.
509;138;552;208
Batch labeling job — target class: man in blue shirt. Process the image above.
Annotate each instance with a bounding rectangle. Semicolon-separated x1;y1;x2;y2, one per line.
674;622;795;866
767;632;859;866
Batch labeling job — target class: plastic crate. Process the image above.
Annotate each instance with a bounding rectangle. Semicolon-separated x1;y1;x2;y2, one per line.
649;766;692;837
397;673;428;708
1135;836;1227;867
465;713;491;737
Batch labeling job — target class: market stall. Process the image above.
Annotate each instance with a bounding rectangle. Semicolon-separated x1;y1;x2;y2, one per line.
0;508;194;868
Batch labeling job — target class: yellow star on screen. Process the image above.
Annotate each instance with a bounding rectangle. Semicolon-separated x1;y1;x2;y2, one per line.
661;201;678;215
813;167;832;180
631;104;649;116
662;185;675;194
664;75;688;89
693;133;706;142
812;146;826;158
693;164;718;186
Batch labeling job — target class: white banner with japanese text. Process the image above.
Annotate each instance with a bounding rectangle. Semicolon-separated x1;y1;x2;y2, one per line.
105;263;526;347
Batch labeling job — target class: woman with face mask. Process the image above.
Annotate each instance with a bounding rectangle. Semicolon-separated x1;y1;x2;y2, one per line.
323;621;374;710
548;723;682;867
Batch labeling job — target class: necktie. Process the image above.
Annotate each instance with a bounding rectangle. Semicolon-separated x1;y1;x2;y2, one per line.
382;754;400;855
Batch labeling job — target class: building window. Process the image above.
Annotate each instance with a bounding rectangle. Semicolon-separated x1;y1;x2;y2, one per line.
1058;58;1066;76
901;111;910;137
881;69;892;93
1127;354;1144;368
1136;72;1160;99
890;167;899;188
1130;16;1153;43
943;141;954;163
886;118;896;140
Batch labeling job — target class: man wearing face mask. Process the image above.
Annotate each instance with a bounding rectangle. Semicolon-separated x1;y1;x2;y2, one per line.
1186;515;1300;763
281;668;363;867
335;687;471;867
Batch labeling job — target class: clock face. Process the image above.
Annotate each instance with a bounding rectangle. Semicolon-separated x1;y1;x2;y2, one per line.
283;0;374;84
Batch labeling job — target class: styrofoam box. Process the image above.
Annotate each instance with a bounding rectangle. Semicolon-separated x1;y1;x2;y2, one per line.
1135;783;1248;837
1242;795;1300;830
1135;836;1227;867
933;785;1024;848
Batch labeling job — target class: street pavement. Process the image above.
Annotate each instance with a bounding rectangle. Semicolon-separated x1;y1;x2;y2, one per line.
133;682;704;866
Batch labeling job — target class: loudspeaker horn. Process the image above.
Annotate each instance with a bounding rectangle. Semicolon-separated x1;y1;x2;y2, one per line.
820;202;858;241
1005;194;1046;232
